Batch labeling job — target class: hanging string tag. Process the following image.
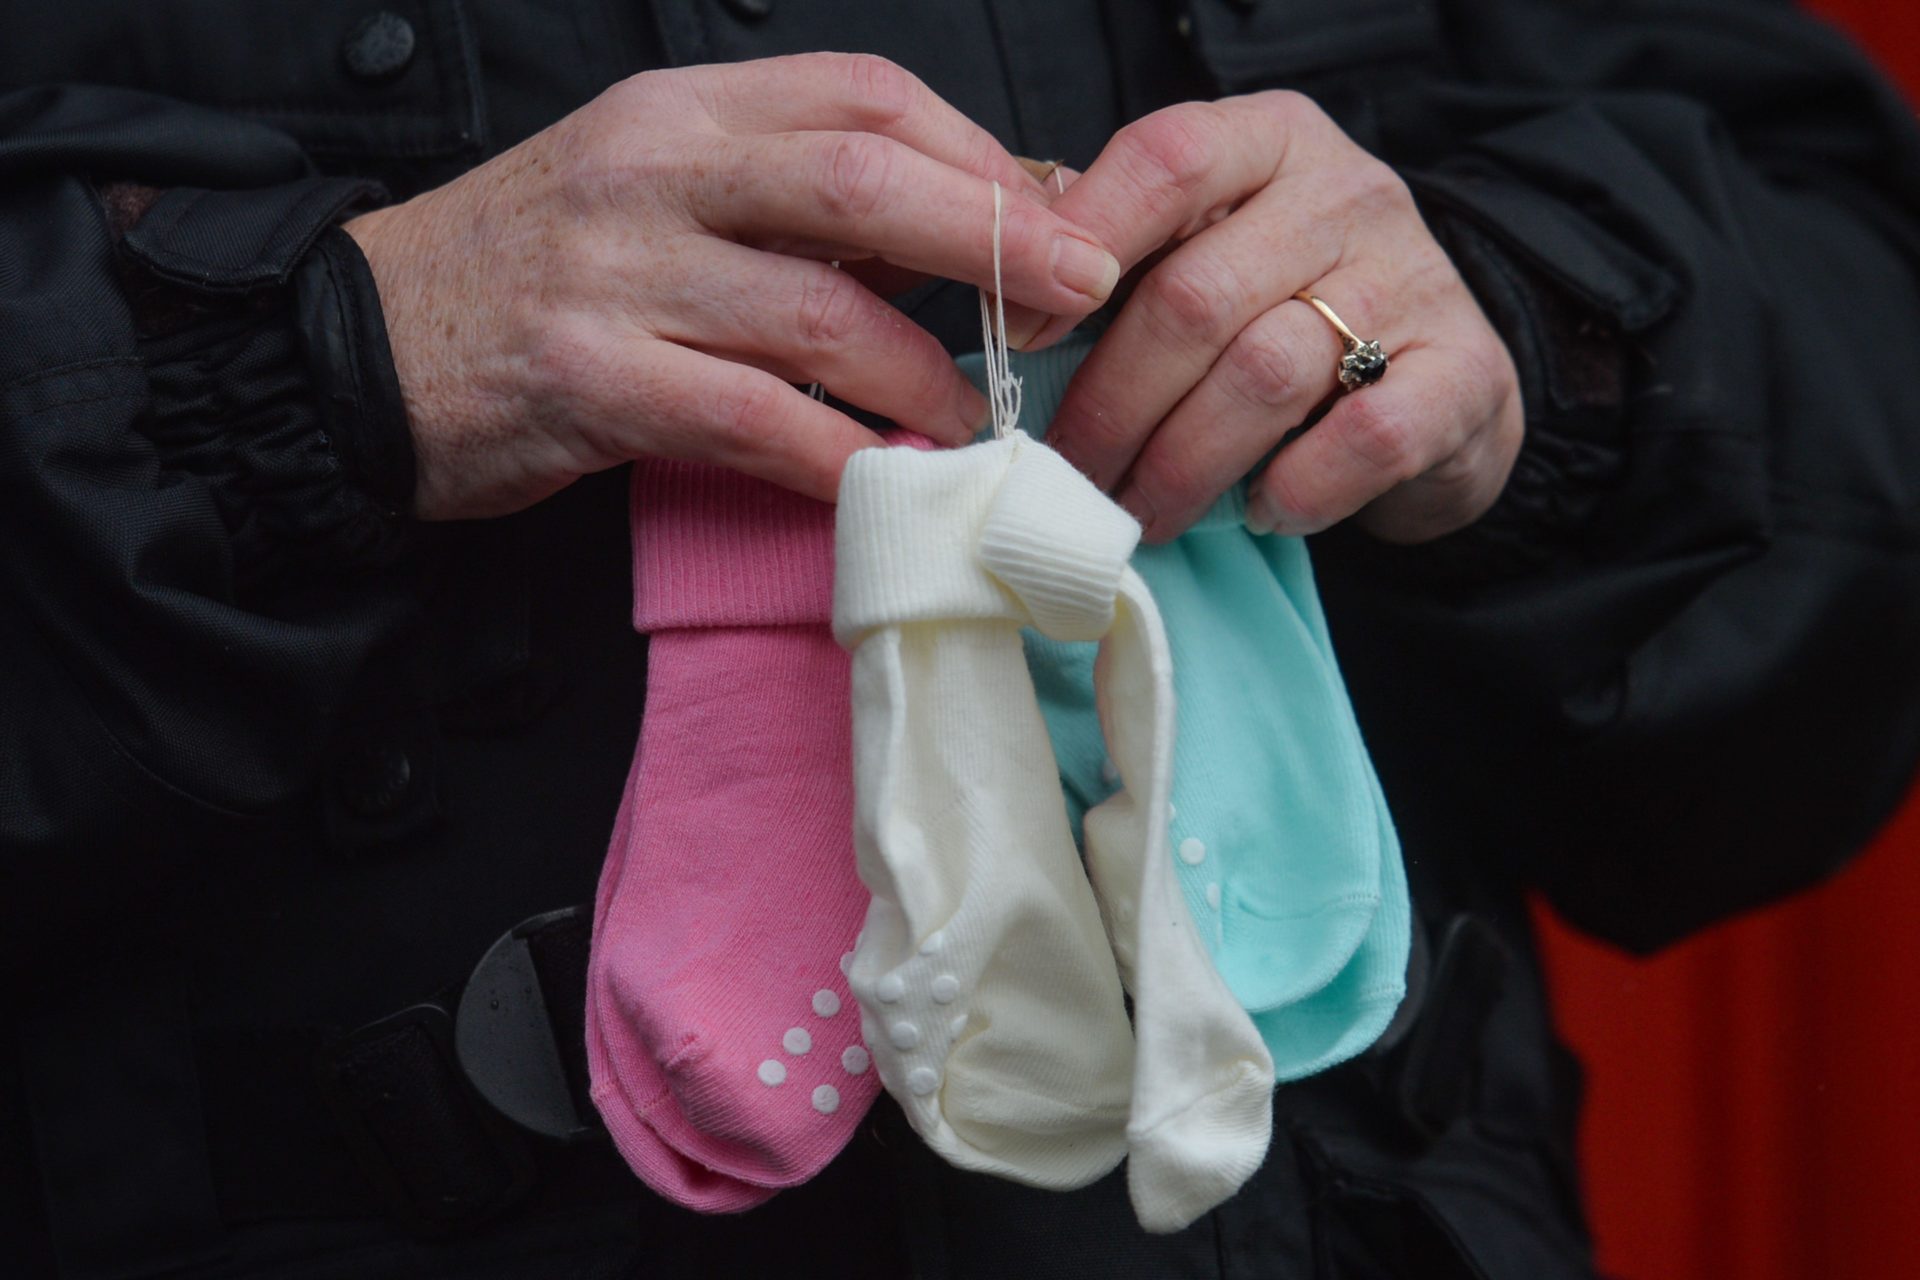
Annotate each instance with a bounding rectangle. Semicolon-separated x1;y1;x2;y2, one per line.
977;182;1024;440
808;260;840;402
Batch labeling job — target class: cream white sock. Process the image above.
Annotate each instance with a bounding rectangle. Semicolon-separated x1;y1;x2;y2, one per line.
836;434;1275;1228
833;433;1136;1191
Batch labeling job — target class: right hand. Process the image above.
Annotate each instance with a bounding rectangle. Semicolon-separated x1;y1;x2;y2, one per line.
344;54;1120;519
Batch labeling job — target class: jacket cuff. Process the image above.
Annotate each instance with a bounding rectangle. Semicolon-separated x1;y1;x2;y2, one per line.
292;225;416;520
112;177;415;587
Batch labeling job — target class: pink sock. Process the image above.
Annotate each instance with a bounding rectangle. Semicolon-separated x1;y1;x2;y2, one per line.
585;459;879;1213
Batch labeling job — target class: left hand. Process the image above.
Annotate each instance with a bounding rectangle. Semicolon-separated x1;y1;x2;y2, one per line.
1038;92;1525;544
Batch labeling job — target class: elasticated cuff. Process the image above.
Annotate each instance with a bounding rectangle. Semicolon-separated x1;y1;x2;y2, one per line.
116;177;413;586
629;459;837;632
293;224;416;519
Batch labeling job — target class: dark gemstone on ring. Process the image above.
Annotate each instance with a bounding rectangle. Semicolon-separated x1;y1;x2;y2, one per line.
1339;341;1388;389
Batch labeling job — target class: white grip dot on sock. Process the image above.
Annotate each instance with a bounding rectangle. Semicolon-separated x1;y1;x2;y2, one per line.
875;973;906;1003
812;989;842;1017
783;1027;812;1055
1178;837;1208;866
919;930;947;955
947;1013;968;1040
812;1085;841;1115
757;1059;787;1086
930;974;960;1003
1206;882;1222;911
839;951;853;975
841;1045;871;1075
906;1067;941;1097
888;1020;922;1051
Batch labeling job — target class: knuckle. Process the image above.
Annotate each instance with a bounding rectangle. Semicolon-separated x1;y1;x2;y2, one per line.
1140;259;1240;348
818;132;897;224
1459;333;1517;399
1220;324;1304;409
524;315;620;403
1340;159;1414;219
1254;89;1323;129
1338;394;1421;484
840;53;917;125
710;377;791;454
794;273;869;349
1115;108;1218;212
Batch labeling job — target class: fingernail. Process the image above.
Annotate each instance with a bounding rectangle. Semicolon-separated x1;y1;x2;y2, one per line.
1244;492;1278;536
1026;314;1083;352
1004;303;1049;351
960;382;992;437
1051;236;1120;302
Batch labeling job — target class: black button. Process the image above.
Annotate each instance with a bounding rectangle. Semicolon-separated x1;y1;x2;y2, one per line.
720;0;772;21
342;11;417;83
337;741;414;818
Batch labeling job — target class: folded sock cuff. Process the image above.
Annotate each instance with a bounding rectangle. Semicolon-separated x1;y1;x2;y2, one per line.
630;459;836;631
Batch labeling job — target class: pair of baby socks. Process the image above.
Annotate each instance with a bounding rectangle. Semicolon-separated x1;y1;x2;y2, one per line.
833;432;1276;1233
585;459;881;1211
986;340;1410;1083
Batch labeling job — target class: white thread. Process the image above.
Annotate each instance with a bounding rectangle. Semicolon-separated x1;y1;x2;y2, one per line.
977;183;1024;440
807;260;841;402
1054;165;1066;194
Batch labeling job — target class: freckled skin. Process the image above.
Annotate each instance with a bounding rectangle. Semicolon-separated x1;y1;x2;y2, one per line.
342;54;1115;520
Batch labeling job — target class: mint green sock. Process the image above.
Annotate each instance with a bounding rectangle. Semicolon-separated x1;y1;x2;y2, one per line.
958;339;1409;1081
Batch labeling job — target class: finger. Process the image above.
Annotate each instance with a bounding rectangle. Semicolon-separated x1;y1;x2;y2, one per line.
695;54;1052;199
706;131;1121;316
1047;95;1312;275
625;341;888;502
1046;188;1346;490
1246;345;1484;536
657;242;988;445
1353;381;1523;543
1110;297;1348;540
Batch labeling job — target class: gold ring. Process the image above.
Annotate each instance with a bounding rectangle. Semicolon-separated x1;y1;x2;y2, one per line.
1294;291;1388;390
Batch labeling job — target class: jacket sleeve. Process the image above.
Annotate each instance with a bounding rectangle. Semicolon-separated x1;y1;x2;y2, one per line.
0;86;417;927
1311;0;1920;951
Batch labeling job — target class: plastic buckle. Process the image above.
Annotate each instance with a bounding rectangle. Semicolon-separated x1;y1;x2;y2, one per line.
315;1001;536;1233
455;905;600;1142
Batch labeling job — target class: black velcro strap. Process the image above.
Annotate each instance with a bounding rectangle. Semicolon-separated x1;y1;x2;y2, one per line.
315;1002;535;1232
1378;914;1510;1142
199;1006;542;1233
521;910;593;1118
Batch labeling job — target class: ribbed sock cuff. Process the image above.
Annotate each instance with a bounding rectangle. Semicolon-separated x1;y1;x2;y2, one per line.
630;459;836;631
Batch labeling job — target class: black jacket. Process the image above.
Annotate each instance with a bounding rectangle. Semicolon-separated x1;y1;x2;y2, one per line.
3;2;1917;1278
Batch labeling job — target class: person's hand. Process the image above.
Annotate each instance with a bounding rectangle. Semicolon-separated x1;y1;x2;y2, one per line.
1037;93;1523;544
344;54;1120;519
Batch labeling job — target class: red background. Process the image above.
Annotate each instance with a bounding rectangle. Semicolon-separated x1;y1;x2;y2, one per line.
1535;11;1920;1272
